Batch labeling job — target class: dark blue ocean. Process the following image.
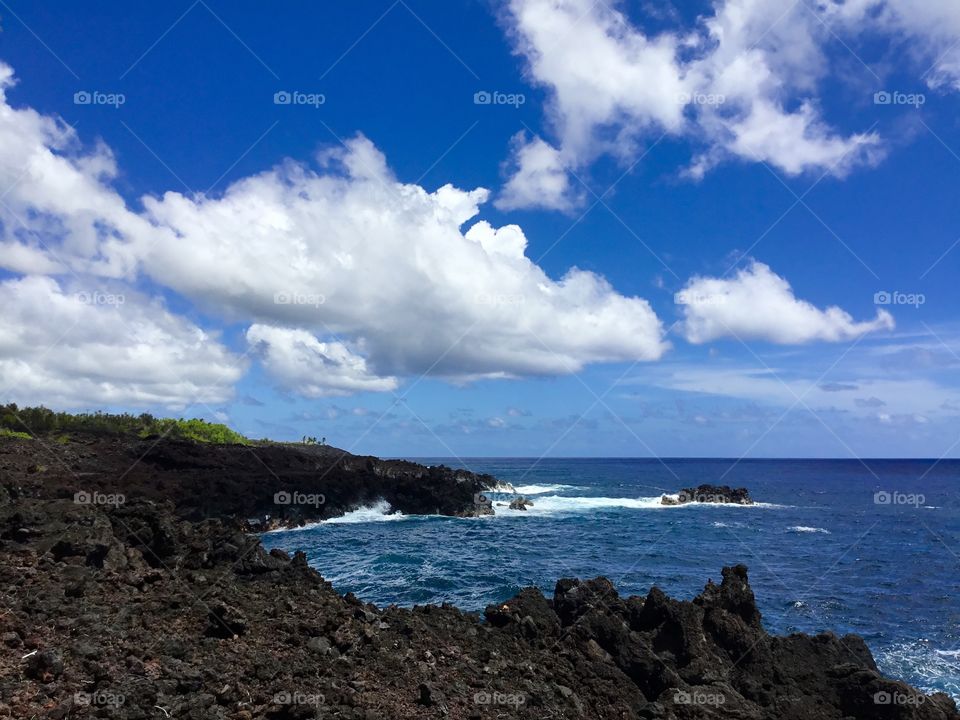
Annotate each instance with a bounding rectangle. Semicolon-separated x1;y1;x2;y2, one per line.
262;458;960;698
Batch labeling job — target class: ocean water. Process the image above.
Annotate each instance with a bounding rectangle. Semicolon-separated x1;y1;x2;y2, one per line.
262;458;960;699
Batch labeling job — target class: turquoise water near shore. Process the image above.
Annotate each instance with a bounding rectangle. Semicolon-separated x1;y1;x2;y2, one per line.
263;458;960;698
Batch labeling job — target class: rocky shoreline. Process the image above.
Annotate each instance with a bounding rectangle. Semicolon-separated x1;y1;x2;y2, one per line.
1;435;957;719
0;435;498;529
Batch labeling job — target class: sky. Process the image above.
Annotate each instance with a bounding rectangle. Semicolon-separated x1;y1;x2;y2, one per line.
0;0;959;459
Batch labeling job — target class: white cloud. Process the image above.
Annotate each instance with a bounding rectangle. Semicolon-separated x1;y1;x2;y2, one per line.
505;0;688;159
0;65;155;278
0;276;243;408
498;0;689;206
701;100;882;179
496;0;960;209
246;324;399;397
495;133;581;211
139;134;669;384
678;261;895;344
0;63;669;400
828;0;960;90
641;364;956;420
0;61;908;408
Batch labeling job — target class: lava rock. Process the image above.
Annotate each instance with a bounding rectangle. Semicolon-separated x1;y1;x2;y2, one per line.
662;484;754;505
508;496;534;511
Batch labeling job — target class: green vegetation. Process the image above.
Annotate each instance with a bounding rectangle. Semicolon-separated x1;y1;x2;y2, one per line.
0;404;250;445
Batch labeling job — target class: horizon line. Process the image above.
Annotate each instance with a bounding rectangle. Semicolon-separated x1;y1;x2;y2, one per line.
395;455;959;462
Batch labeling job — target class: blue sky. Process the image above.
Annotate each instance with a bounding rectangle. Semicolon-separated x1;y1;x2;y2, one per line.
1;0;959;458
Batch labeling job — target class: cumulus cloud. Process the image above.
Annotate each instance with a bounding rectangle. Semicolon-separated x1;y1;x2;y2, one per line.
677;262;895;344
0;62;668;400
139;134;669;383
0;276;243;408
246;325;399;397
495;0;960;209
495;132;581;211
505;0;687;158
699;100;882;179
0;65;156;277
0;60;901;407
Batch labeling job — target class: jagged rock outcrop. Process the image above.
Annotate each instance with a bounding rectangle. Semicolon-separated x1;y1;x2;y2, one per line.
0;437;954;719
509;496;535;511
662;484;754;506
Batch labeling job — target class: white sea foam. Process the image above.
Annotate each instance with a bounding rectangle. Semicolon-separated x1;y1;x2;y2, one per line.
660;497;784;510
658;493;780;508
509;483;578;495
493;495;783;517
325;500;407;524
263;522;318;534
877;641;960;699
508;495;663;513
263;500;408;532
271;494;783;528
788;525;831;534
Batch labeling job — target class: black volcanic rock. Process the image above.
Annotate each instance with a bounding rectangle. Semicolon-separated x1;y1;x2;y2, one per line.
0;433;498;527
0;436;955;719
508;495;535;510
662;484;754;505
484;587;559;638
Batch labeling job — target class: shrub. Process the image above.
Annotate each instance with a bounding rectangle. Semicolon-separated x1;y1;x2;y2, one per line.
0;404;250;445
